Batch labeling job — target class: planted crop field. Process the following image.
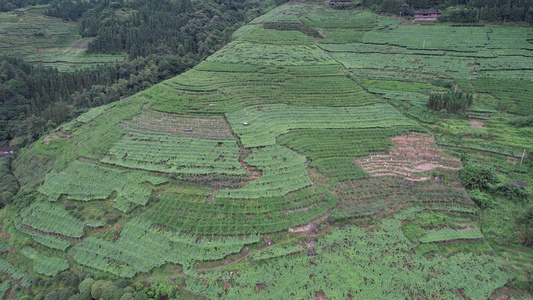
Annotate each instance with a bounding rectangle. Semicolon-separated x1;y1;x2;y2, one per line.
188;208;512;299
208;42;335;66
239;25;315;45
277;126;425;160
332;178;473;221
0;258;33;288
301;10;379;29
102;132;244;176
20;247;69;276
227;103;415;148
142;186;336;235
0;7;122;70
122;110;234;140
148;63;380;114
39;160;168;212
215;145;312;199
20;202;85;238
14;218;71;251
0;6;76;57
356;133;462;181
70;219;260;277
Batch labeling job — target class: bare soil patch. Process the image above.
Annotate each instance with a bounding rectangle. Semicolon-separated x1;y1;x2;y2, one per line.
356;132;461;181
469;119;484;127
289;214;327;233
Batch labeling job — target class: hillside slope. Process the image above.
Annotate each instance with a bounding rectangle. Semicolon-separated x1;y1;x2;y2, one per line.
2;2;532;299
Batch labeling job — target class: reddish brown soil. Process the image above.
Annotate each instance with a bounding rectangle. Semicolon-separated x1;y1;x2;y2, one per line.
356;133;461;181
469;119;484;127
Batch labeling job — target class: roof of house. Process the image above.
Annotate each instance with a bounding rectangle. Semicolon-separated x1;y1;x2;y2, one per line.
509;180;528;187
415;9;441;15
0;147;13;152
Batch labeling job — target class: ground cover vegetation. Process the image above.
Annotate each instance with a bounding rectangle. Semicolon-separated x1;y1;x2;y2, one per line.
0;0;531;299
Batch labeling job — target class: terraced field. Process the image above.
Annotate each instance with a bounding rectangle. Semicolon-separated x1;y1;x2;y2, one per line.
3;2;532;299
0;6;122;70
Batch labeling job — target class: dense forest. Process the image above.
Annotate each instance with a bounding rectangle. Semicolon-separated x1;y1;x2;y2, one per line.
361;0;533;22
0;0;284;148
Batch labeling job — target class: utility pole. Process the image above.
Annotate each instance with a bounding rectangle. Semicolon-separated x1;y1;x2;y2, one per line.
520;149;526;165
454;84;458;93
423;39;426;49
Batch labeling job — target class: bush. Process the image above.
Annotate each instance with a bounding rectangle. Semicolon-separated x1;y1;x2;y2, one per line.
79;278;95;295
459;164;494;190
509;115;533;127
102;285;124;300
120;293;134;300
492;182;531;203
517;204;533;246
468;189;494;209
91;280;113;299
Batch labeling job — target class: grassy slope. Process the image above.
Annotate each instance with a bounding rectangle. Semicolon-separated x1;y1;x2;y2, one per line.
4;2;533;299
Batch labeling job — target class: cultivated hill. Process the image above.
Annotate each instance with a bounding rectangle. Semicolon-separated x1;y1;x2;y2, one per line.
1;2;532;299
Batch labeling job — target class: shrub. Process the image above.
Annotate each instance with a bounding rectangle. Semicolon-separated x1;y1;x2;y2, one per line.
79;278;95;295
91;280;113;299
493;182;531;203
468;189;494;209
459;164;494;190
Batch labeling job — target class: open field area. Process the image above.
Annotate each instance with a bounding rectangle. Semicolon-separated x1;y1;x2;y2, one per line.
1;1;532;299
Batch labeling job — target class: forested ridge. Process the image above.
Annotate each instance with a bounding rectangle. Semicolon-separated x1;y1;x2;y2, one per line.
0;0;284;148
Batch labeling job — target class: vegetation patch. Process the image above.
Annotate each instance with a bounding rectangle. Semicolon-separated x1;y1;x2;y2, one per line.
38;160;168;213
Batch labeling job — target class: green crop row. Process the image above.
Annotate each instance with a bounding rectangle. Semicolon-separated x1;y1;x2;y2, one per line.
143;186;337;235
277;126;425;160
20;202;85;238
122;109;234;140
39;160;168;213
20;247;69;277
215;145;311;199
310;157;370;181
252;245;303;261
103;131;245;176
239;25;314;45
14;218;71;251
70;219;259;277
0;258;32;288
419;228;484;243
227;103;416;148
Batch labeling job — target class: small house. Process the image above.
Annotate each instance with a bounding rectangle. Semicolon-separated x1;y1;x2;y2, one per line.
330;0;352;5
0;147;13;159
414;9;441;21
